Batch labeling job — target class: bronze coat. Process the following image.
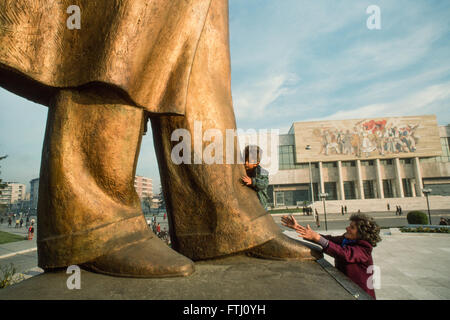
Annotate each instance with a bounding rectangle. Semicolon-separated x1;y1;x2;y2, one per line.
0;0;212;114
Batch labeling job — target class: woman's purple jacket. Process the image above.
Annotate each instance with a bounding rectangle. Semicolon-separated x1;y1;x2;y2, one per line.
321;235;376;299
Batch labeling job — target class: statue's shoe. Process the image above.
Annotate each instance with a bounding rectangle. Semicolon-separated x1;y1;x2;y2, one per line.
245;232;323;261
80;235;194;278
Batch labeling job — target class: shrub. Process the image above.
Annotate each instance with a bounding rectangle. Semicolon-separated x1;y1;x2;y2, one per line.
268;208;302;214
407;211;428;225
400;227;450;233
0;263;23;289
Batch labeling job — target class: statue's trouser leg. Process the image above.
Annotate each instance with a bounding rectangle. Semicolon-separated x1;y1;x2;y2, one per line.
151;0;322;261
37;87;193;277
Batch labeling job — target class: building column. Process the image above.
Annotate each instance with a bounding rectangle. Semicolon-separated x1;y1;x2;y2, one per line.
356;160;364;199
318;161;325;193
375;159;384;199
337;161;345;200
394;158;404;198
413;157;424;197
273;185;277;207
411;179;417;197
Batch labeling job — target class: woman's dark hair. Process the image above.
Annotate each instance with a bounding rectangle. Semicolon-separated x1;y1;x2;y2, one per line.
350;213;382;247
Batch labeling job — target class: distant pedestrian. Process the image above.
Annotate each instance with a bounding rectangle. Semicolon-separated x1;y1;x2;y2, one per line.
8;217;12;227
20;218;24;228
341;206;344;216
344;206;348;214
163;212;166;220
387;203;390;211
395;206;398;215
156;223;161;235
399;206;403;216
28;226;34;240
15;219;20;228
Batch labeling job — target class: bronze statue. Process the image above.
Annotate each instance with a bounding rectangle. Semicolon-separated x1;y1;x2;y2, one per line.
0;0;322;277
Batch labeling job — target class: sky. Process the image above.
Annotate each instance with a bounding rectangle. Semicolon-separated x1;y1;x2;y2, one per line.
1;0;450;192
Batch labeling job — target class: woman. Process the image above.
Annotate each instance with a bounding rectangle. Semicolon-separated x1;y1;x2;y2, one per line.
282;213;381;299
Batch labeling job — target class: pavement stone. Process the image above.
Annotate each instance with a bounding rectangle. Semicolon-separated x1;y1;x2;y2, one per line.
284;228;450;300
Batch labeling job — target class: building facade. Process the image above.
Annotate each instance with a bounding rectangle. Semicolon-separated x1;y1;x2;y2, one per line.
268;115;450;210
134;175;153;200
0;182;26;206
29;178;40;211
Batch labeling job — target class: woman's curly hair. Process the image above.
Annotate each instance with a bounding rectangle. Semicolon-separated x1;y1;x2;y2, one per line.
350;213;382;247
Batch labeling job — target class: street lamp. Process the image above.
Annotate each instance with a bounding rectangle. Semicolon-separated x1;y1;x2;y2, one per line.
422;188;432;225
305;145;314;205
319;192;329;231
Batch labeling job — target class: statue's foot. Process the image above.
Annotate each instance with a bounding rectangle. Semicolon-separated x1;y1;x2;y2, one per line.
81;236;194;278
245;232;323;261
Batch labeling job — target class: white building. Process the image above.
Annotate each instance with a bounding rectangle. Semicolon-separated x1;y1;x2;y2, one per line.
134;175;153;199
268;115;450;212
0;182;26;206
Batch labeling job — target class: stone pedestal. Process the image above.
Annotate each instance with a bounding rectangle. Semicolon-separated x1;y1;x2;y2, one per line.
0;255;371;300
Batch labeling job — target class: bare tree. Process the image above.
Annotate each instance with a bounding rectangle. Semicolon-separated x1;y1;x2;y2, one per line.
0;155;8;191
0;155;8;215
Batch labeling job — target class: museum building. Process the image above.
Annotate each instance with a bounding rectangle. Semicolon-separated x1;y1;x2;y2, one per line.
267;115;450;208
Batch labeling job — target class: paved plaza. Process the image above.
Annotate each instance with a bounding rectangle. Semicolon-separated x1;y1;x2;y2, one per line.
284;229;450;300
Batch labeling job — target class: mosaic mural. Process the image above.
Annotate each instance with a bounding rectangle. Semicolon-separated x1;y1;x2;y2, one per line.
293;115;442;162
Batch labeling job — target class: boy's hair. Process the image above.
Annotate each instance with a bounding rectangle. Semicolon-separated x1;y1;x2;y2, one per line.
244;145;263;163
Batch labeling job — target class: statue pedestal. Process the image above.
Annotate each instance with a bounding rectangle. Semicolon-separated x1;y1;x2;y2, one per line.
0;255;371;300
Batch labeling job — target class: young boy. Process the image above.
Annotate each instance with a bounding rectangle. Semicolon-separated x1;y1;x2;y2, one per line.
241;145;270;210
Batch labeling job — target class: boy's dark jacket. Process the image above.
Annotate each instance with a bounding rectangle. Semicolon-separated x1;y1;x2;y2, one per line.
322;235;376;299
248;165;269;209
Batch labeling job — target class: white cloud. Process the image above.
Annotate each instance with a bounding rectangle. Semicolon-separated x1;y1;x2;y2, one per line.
233;73;300;120
316;82;450;121
231;1;450;131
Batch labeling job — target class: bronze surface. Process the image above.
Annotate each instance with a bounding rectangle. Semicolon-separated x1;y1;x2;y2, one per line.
37;86;194;276
0;0;211;114
1;0;321;278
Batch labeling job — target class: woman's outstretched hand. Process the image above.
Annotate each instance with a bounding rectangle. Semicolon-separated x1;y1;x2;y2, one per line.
295;224;321;243
281;215;300;230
